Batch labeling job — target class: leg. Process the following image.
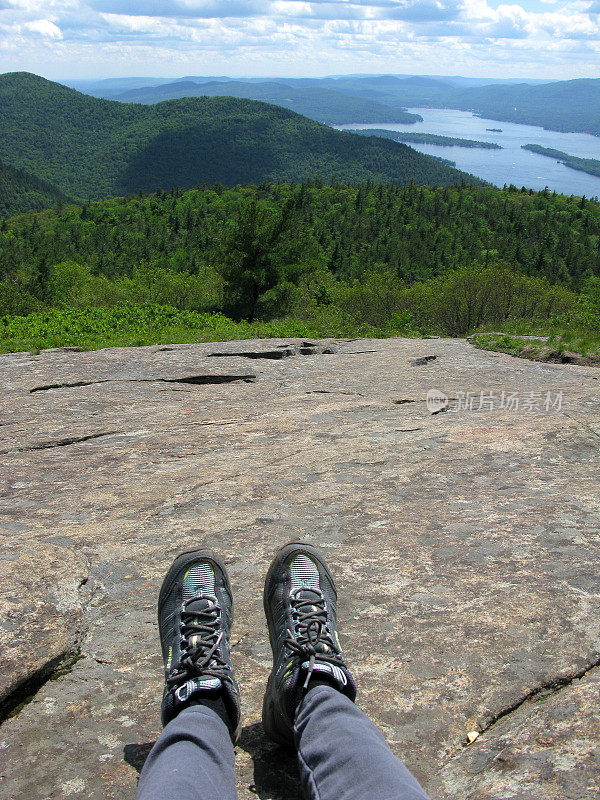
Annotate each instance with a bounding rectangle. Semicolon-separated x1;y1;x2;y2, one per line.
261;542;429;800
295;684;429;800
137;705;237;800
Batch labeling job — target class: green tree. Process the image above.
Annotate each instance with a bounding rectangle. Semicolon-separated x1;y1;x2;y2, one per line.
221;196;294;321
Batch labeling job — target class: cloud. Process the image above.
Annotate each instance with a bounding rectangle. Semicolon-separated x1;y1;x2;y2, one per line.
23;18;63;37
0;0;598;79
386;0;463;21
85;0;466;21
89;0;267;17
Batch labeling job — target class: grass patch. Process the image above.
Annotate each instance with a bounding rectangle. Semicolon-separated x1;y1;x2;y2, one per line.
469;333;545;356
550;331;600;356
0;305;402;354
2;306;598;359
470;330;600;360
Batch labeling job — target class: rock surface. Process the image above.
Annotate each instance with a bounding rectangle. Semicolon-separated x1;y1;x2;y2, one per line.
0;540;88;716
0;336;598;800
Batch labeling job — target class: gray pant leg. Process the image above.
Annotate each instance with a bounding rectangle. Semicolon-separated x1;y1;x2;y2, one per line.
137;705;237;800
294;685;430;800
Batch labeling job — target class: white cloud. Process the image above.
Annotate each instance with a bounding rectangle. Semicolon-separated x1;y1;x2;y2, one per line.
23;18;63;37
0;0;597;77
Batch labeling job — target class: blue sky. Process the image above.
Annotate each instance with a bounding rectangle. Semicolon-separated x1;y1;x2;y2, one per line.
0;0;598;80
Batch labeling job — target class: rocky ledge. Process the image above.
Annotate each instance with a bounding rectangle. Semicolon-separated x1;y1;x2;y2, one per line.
0;337;599;799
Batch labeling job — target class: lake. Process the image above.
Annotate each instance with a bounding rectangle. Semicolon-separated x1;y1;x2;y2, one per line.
340;108;600;197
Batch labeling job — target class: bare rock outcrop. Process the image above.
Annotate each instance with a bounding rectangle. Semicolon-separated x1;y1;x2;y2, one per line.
0;337;598;799
0;541;88;718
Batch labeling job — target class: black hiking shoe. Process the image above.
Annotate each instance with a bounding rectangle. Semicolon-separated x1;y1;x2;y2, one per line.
262;542;356;745
158;549;241;740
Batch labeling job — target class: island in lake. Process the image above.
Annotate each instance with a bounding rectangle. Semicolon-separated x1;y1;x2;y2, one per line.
487;128;503;132
350;129;502;149
522;144;600;178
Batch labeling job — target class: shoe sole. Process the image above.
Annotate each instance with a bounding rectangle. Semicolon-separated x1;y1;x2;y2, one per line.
262;541;337;746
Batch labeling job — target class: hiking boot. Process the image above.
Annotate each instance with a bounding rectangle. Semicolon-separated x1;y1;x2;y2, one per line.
158;549;241;740
262;542;356;745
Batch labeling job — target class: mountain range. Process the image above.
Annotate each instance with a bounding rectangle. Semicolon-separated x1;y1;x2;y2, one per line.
113;79;421;125
66;73;547;98
0;72;478;214
437;79;600;136
91;74;600;137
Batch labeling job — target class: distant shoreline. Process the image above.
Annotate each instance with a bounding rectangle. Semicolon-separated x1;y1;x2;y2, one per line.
384;106;600;139
522;144;600;178
349;127;501;150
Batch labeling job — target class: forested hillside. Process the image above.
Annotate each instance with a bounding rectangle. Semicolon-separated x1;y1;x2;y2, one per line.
114;79;422;125
0;72;474;206
58;74;600;137
293;74;456;105
0;161;70;216
284;76;600;137
2;181;598;317
442;79;600;136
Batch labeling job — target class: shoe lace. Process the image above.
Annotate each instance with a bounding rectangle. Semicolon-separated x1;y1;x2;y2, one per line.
285;587;344;689
166;594;230;686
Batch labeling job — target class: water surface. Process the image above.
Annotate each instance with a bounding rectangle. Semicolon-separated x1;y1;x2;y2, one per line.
341;108;600;197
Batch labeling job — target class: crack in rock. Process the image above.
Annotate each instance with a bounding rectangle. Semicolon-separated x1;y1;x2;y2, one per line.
306;390;365;397
230;633;249;650
29;375;256;393
393;397;455;414
562;411;600;441
1;431;121;454
0;649;83;724
164;375;255;386
430;404;448;416
0;547;93;726
410;355;437;366
208;343;335;359
31;379;109;392
0;558;91;724
209;348;295;359
458;653;600;752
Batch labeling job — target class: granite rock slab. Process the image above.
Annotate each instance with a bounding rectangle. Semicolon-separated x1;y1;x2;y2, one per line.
0;337;598;799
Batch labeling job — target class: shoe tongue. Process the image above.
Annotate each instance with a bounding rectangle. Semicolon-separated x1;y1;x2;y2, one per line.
297;588;321;603
300;660;348;688
185;597;213;614
175;676;222;703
